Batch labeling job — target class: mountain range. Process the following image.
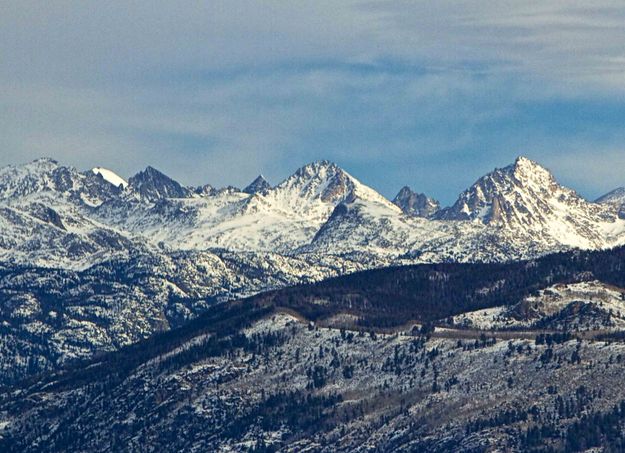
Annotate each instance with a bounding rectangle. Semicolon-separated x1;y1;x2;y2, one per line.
3;155;625;450
1;155;625;386
5;245;625;451
2;156;625;269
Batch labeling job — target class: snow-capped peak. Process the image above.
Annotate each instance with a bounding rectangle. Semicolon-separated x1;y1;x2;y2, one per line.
243;174;271;194
509;156;556;188
0;157;67;199
277;160;391;204
128;166;191;201
279;160;353;202
436;156;559;223
392;186;440;218
434;155;625;249
596;187;625;206
596;187;625;219
2;155;625;271
92;167;127;189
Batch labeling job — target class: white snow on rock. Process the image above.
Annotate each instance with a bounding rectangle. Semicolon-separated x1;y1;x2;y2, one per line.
1;156;625;269
92;167;128;188
453;281;625;331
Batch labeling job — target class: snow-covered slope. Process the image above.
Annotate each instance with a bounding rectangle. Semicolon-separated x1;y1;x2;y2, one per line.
0;159;144;268
453;281;625;331
8;273;625;452
95;160;407;253
596;187;625;206
3;156;625;268
0;248;375;386
305;196;555;263
0;200;144;269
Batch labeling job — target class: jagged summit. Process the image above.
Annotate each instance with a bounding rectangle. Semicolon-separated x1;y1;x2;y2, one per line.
280;160;354;203
29;157;59;166
392;186;440;218
6;157;61;180
243;174;271;194
0;158;119;202
436;156;558;223
1;155;625;262
509;156;557;186
291;159;337;176
128;166;191;201
513;155;540;167
434;156;622;249
271;160;393;208
194;183;216;196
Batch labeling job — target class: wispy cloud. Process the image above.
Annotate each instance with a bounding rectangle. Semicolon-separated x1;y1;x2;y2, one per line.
360;1;625;90
0;1;624;203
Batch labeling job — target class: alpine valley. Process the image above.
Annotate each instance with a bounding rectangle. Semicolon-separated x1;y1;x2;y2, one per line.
3;156;625;451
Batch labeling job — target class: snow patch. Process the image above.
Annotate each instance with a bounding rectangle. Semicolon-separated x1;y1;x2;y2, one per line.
92;167;127;188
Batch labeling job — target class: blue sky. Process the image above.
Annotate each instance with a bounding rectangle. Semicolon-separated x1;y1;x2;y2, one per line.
1;1;625;205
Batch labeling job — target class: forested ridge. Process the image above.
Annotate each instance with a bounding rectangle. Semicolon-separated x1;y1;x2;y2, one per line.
10;245;625;396
253;245;625;326
4;245;625;451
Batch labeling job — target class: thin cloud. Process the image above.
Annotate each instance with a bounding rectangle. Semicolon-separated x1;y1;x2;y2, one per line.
0;1;624;203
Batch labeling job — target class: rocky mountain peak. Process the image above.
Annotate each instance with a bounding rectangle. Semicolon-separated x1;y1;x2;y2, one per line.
194;184;216;196
243;175;271;194
433;156;621;249
276;160;396;208
293;159;338;176
0;158;125;213
596;187;625;219
596;187;625;206
392;186;440;218
509;156;556;188
436;156;561;223
128;166;191;201
273;160;355;204
0;158;76;200
28;157;60;168
254;160;397;225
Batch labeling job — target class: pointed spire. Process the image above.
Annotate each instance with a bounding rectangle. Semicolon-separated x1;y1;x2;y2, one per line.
128;166;190;201
243;175;271;194
392;186;440;218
